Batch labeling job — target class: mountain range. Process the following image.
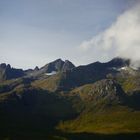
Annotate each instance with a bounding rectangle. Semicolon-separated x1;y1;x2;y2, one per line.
0;57;140;140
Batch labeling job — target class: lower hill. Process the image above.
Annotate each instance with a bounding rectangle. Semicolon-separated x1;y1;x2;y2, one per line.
0;79;140;139
57;79;140;134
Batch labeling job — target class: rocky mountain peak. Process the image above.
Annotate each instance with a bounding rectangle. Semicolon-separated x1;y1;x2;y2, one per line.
107;57;130;68
75;79;125;104
34;66;39;71
62;60;75;71
40;59;75;74
0;63;24;81
0;63;11;69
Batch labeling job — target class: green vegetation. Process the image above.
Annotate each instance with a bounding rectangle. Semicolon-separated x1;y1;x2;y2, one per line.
57;106;140;134
0;59;140;139
32;73;63;92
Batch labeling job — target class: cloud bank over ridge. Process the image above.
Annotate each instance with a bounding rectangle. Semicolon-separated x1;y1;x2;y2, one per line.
79;3;140;68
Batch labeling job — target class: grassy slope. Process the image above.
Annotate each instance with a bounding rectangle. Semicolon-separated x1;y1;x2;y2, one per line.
56;79;140;134
0;74;140;139
57;105;140;134
115;72;140;93
32;73;63;92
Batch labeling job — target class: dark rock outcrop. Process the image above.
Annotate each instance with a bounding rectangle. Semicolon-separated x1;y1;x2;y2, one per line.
0;63;24;81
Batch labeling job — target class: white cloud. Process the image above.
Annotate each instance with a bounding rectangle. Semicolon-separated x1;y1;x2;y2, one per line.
79;4;140;67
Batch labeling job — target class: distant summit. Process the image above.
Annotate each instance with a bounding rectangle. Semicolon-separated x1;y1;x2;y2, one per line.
0;57;136;82
62;60;75;72
0;63;24;81
106;57;130;68
41;59;75;72
33;59;75;75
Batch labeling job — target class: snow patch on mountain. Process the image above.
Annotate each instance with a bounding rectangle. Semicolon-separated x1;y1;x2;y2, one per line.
45;71;57;76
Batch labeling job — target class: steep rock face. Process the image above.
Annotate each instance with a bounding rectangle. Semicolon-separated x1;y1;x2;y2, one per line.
106;57;130;68
42;59;65;73
0;63;24;81
73;79;126;104
34;66;39;71
62;60;75;72
55;62;116;91
41;59;75;73
30;57;134;91
28;59;75;77
54;58;132;91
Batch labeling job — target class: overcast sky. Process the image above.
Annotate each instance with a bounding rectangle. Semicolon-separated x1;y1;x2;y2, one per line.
0;0;139;69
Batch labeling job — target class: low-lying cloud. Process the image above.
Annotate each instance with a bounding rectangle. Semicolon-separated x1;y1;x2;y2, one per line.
79;3;140;68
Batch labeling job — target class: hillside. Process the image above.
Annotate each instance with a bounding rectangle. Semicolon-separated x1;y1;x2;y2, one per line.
0;58;140;140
